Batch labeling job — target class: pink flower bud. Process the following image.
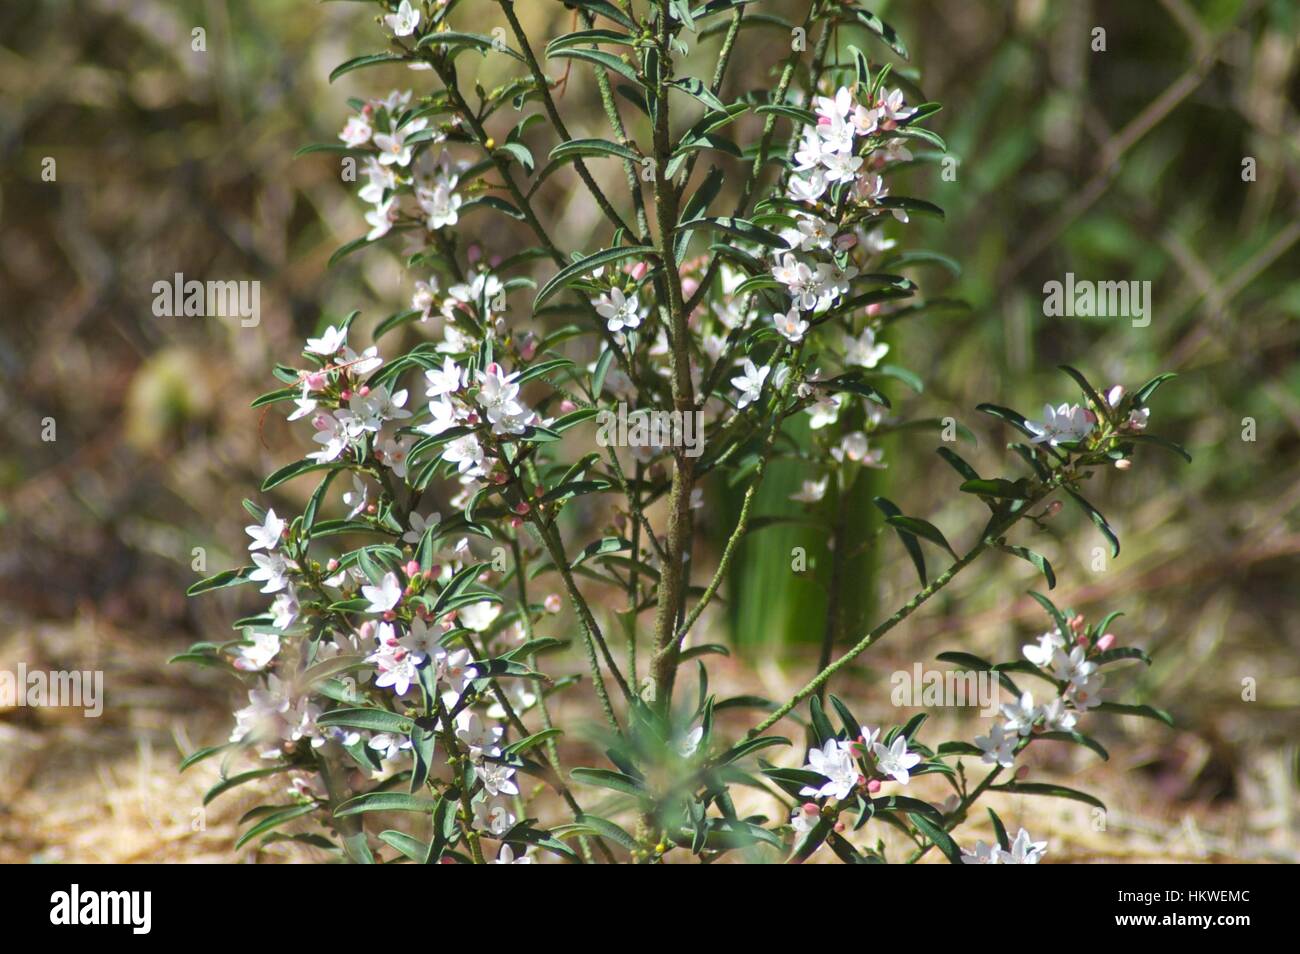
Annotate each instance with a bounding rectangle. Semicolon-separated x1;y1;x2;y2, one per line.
326;558;339;571
629;261;649;281
305;372;327;390
358;385;370;397
834;821;846;833
1096;633;1116;652
514;502;531;515
359;621;375;640
866;778;882;794
340;389;352;401
383;610;396;621
802;803;819;816
559;399;577;413
834;233;858;251
544;593;562;614
510;517;523;529
405;560;420;577
520;340;537;361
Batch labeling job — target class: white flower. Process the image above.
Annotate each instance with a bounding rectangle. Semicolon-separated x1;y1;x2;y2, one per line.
234;631;281;672
424;357;464;397
872;735;921;785
443;432;486;477
731;359;770;409
402;510;438;545
417;396;460;437
339;115;372;147
376;433;417;478
800;739;860;800
342;345;384;377
676;725;704;758
368;731;413;763
960;840;1000;864
459;600;501;633
773;307;809;342
832;431;885;467
1066;672;1105;711
806;394;842;430
771;253;827;311
373;651;420;696
1000;828;1047;864
270;590;300;630
245;509;285;551
1000;692;1040;737
787;214;835;252
790;476;828;503
486;680;537;720
475;760;519;797
493;844;532;864
1125;407;1150;431
1026;403;1095;446
384;0;420;38
790;806;819;834
595;287;641;334
343;475;369;519
249;551;294;594
475;796;518;835
1022;628;1066;667
417;182;462;230
306;325;347;356
975;723;1017;768
842;327;889;368
787;170;829;203
1041;696;1078;732
1050;646;1096;687
364;196;397;241
307;411;351;463
362;571;402;614
373;117;428;167
358;156;397;205
456;711;504;760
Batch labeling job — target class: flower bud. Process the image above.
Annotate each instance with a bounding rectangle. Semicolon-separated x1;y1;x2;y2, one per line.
405;560;420;577
1115;458;1132;471
866;778;881;794
802;802;819;816
544;593;562;614
340;389;352;401
1044;500;1063;518
514;501;531;515
1096;633;1116;652
834;821;846;833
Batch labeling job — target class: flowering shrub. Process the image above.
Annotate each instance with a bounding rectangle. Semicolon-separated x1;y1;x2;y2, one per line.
179;0;1187;863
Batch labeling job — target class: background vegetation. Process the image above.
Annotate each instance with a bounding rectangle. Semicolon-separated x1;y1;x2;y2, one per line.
1;0;1296;862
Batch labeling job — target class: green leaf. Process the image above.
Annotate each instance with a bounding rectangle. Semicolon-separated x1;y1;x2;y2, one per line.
570;767;649;800
909;812;962;864
329;53;406;83
852;7;909;59
1095;702;1174;727
960;478;1029;500
379;830;432;862
187;566;254;596
535;246;651;308
547;47;639;84
235;802;320;850
873;496;926;586
1134;372;1176;405
575;813;637;851
317;708;414;735
1064;487;1119;557
204;766;292;806
549;137;640;164
999;545;1056;589
335;791;439;817
1038;730;1109;761
676;216;787;248
885;514;956;558
994;781;1106;811
262;459;338;492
